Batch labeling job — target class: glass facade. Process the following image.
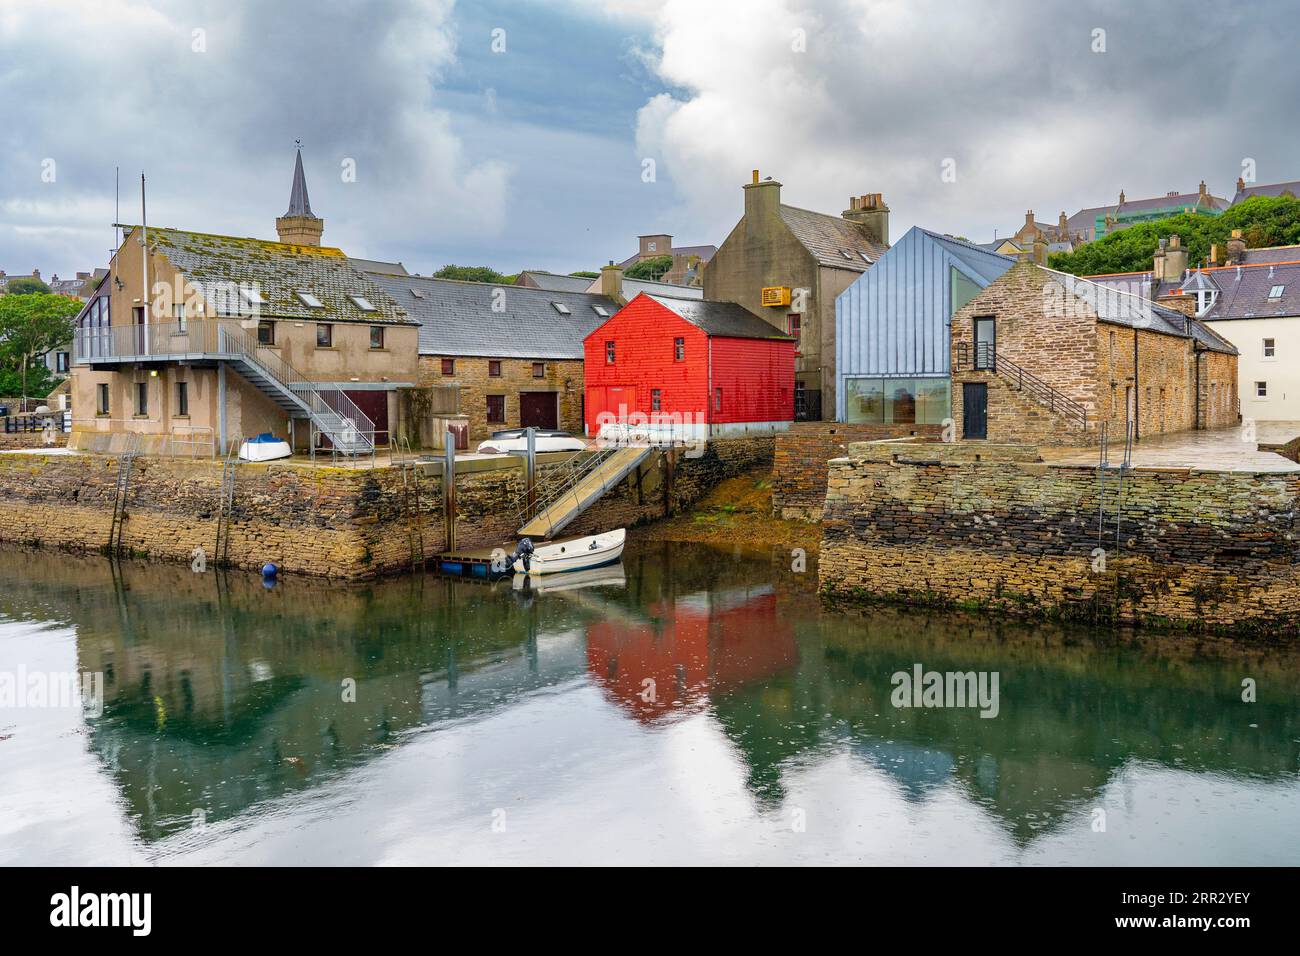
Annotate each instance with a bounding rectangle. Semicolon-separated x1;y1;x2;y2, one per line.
844;377;951;424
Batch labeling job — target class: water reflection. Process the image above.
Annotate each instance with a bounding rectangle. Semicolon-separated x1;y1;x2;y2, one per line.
0;542;1297;865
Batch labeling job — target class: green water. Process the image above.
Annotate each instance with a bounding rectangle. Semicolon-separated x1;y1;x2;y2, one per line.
0;541;1297;865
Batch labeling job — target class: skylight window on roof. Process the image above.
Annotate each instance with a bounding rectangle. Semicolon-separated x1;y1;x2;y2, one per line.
240;286;267;306
859;251;872;263
552;302;571;315
349;294;377;312
593;305;609;317
1269;285;1285;299
296;290;324;309
410;288;425;299
839;249;853;260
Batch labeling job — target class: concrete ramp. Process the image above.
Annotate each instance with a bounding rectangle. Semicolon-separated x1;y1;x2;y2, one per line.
519;446;652;538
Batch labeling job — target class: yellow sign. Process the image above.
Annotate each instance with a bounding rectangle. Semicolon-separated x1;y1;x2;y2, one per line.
761;286;791;307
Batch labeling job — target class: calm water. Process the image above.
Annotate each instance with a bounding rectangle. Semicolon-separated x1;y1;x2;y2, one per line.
1;541;1298;866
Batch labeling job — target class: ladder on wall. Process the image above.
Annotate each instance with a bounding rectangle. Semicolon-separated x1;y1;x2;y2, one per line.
396;438;426;572
1096;420;1135;557
214;438;240;567
107;434;141;556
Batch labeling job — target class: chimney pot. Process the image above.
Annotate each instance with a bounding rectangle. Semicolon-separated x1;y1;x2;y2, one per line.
751;169;759;184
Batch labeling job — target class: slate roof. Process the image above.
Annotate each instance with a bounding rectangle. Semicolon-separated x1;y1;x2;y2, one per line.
617;243;717;269
348;257;409;276
283;148;317;219
367;272;620;358
1239;244;1300;265
1188;262;1300;323
515;270;595;293
779;204;887;272
1230;180;1300;205
618;276;703;300
644;294;794;340
1045;267;1237;354
139;226;411;324
1066;190;1228;240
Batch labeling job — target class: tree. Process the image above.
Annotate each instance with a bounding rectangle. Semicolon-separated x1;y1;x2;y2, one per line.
1050;195;1300;276
568;271;599;278
431;264;514;284
0;292;80;401
624;255;672;281
4;276;51;295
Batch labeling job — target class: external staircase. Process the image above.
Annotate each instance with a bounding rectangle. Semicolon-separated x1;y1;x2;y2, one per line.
516;445;653;539
74;319;376;456
955;341;1089;430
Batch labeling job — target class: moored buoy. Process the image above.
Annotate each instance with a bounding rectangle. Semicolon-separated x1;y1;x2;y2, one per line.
261;562;279;579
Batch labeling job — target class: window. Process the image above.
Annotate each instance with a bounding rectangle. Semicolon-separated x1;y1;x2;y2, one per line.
714;387;722;413
532;362;545;378
605;340;616;364
316;324;333;347
441;358;455;376
96;383;110;415
973;316;996;369
486;395;506;424
257;320;275;345
173;302;187;333
1268;285;1285;300
1256;381;1268;398
296;290;324;309
552;302;571;315
488;360;502;377
593;305;609;317
55;352;70;373
349;294;377;312
845;377;952;425
652;388;662;412
135;382;148;416
647;241;657;252
674;337;685;361
951;266;982;317
369;326;385;349
410;288;425;299
176;381;189;417
1264;337;1276;359
786;314;802;353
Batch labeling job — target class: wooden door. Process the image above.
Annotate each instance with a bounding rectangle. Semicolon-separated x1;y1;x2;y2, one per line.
962;382;987;439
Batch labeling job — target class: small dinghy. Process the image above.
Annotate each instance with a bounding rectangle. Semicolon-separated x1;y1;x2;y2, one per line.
239;433;292;462
510;528;625;576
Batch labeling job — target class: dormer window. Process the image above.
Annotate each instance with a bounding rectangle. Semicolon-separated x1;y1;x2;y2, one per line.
348;294;376;312
296;290;323;309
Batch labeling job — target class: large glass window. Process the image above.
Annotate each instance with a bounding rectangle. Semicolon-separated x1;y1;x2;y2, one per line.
844;377;950;424
951;266;982;317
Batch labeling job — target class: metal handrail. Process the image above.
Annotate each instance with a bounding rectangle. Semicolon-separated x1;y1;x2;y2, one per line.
515;446;625;529
956;341;1089;428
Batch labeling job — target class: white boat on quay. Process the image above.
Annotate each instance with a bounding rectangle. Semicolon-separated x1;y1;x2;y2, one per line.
511;528;625;575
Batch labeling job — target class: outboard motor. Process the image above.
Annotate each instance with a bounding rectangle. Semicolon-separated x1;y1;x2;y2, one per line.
510;538;535;573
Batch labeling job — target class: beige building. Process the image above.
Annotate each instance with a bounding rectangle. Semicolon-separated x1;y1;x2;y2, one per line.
71;150;418;456
703;171;890;420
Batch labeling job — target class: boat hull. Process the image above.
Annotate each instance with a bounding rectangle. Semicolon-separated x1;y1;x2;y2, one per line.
513;529;626;575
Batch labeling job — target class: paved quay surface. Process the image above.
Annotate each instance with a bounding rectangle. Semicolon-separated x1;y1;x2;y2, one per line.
1043;422;1300;473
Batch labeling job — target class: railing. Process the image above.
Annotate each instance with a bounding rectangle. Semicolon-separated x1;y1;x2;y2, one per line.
514;445;624;532
955;341;1089;429
3;410;70;434
71;418;218;458
74;319;225;363
794;389;822;422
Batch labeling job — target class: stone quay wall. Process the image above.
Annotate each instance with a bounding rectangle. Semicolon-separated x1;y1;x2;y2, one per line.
819;440;1300;634
772;422;943;521
0;437;773;578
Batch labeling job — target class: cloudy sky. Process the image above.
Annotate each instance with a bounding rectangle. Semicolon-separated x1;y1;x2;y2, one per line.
2;0;1296;279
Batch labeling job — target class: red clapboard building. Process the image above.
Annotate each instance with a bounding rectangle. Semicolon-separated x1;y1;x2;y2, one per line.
583;293;796;439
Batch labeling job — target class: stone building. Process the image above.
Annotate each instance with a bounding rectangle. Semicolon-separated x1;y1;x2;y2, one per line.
70;148;419;455
704;171;890;421
950;260;1238;445
366;272;620;440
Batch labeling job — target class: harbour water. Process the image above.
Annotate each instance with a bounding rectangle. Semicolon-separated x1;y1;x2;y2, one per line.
1;541;1297;866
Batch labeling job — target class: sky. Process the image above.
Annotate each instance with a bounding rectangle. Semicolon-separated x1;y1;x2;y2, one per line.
2;0;1298;280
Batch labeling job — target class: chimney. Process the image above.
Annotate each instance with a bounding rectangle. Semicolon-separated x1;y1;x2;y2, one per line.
600;260;625;303
1058;210;1068;237
842;192;890;246
276;146;324;246
1209;244;1218;266
1160;234;1188;281
1226;228;1247;265
1119;190;1126;204
1236;176;1246;193
1198;180;1208;202
77;271;89;280
1032;235;1048;265
743;170;782;232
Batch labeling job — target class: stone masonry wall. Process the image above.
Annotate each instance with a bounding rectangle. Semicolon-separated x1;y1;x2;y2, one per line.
419;355;584;441
772;422;943;520
819;440;1300;634
0;437;773;579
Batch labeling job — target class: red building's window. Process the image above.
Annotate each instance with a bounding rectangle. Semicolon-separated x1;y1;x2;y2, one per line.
488;360;501;377
714;388;722;413
605;341;616;364
441;358;455;375
651;389;662;412
486;394;505;423
673;337;685;361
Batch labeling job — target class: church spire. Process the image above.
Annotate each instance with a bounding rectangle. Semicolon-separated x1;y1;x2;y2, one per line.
276;143;323;245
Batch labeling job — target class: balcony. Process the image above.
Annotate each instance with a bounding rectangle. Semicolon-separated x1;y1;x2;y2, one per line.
74;319;241;366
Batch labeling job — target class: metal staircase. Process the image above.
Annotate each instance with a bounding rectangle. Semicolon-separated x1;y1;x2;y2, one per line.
516;445;652;539
956;341;1089;430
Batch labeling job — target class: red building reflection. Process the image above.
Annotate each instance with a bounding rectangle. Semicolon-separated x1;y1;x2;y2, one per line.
586;586;798;721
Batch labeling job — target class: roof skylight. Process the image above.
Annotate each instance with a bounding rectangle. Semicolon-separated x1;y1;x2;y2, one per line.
296;290;324;309
348;294;377;312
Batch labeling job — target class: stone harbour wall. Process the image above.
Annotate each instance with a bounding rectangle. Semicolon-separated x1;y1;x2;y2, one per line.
772;422;943;520
819;440;1300;634
0;437;774;578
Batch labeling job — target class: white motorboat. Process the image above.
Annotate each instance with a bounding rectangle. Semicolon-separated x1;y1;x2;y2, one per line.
477;429;587;455
238;433;293;462
511;528;625;575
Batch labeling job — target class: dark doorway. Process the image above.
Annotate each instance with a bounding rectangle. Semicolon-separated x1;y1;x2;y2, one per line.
962;382;988;439
343;390;390;445
519;391;559;429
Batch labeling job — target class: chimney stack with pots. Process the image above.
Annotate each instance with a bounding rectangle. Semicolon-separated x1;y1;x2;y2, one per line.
842;192;890;246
